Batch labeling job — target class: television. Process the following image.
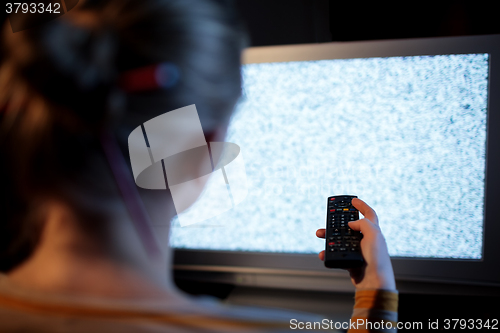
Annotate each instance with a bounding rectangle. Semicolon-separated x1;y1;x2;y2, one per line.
171;34;500;292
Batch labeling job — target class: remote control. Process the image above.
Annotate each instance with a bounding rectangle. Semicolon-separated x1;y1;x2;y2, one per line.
324;195;364;268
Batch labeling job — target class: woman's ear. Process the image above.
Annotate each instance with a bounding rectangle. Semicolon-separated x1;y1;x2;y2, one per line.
165;123;230;218
204;123;229;145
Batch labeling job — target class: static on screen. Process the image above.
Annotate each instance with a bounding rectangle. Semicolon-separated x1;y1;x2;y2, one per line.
170;54;488;259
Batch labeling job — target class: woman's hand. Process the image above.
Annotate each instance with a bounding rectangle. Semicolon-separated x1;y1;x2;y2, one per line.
316;198;396;290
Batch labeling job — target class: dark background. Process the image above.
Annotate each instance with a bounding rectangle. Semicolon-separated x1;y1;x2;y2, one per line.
235;0;500;46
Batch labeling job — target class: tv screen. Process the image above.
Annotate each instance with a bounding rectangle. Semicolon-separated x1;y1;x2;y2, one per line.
171;53;488;260
171;35;500;287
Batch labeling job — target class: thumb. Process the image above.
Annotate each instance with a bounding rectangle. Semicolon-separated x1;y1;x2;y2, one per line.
347;219;362;231
348;218;377;235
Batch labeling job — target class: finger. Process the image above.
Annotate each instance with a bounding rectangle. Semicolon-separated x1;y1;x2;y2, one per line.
316;228;326;238
351;198;378;225
318;250;325;261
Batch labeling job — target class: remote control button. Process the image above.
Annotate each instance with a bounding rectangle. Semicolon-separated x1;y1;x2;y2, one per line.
339;247;347;251
329;248;336;252
350;247;359;252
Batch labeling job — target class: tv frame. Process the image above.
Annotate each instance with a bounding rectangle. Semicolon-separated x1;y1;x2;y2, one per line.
173;34;500;290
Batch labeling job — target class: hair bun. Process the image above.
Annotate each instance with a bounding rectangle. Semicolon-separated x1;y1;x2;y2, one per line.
23;15;118;123
45;19;116;90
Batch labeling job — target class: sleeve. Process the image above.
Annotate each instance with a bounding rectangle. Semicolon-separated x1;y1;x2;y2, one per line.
347;289;398;333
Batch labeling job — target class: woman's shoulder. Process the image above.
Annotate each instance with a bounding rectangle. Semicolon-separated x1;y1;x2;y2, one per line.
0;274;330;332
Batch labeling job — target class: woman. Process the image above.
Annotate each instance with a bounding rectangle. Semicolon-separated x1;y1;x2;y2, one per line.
0;0;397;331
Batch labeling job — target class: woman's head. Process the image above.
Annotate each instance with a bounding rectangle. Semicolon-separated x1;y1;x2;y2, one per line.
0;0;247;271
